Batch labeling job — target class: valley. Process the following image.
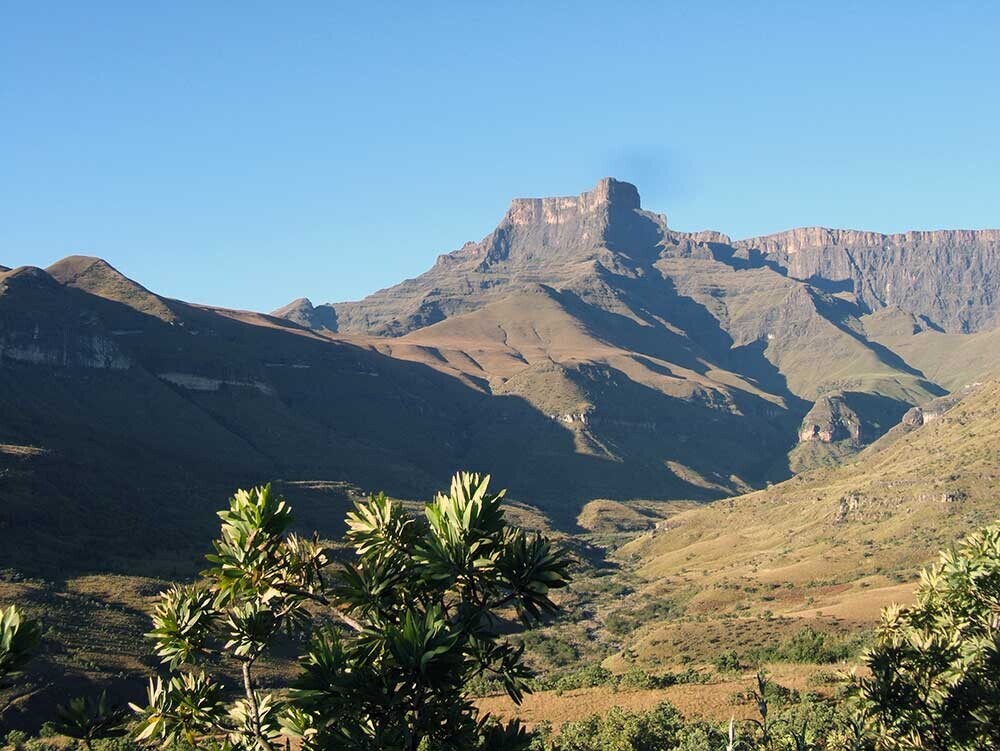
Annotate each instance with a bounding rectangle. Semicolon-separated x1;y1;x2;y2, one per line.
2;178;1000;737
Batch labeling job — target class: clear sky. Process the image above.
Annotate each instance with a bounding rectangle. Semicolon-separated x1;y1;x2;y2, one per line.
3;2;998;311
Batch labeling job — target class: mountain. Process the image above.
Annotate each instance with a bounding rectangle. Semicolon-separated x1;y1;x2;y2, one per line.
2;178;998;580
604;377;1000;666
0;247;790;578
2;178;998;571
289;182;1000;339
4;180;1000;723
0;259;489;573
277;178;1000;471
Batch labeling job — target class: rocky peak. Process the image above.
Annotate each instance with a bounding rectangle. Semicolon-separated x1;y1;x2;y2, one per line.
271;296;337;331
274;297;314;315
470;178;661;270
46;255;178;322
505;177;642;226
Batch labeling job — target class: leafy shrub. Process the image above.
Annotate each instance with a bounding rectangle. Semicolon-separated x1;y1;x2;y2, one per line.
742;626;863;666
3;730;28;748
536;701;684;751
713;649;742;672
532;665;613;693
857;522;1000;750
0;605;41;686
129;473;572;751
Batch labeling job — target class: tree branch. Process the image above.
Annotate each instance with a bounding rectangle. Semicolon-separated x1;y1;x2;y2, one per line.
241;660;275;751
273;581;364;632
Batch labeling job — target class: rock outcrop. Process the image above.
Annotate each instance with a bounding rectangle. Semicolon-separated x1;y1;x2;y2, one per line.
799;393;863;444
901;384;978;428
270;297;338;331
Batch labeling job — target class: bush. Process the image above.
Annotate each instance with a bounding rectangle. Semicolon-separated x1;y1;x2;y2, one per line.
742;626;863;666
537;701;684;751
129;473;572;751
4;730;28;748
857;523;1000;750
713;649;742;672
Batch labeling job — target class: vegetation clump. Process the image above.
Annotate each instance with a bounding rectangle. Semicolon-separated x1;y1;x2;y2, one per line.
130;473;571;751
857;522;1000;750
5;492;1000;751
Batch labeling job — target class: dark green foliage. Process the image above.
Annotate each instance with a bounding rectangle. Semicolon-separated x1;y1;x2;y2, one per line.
131;484;329;750
713;649;742;672
516;632;580;668
743;627;864;666
525;665;707;695
533;701;685;751
0;605;41;686
856;523;1000;750
129;473;571;751
51;692;128;751
781;627;856;664
605;598;683;637
289;472;571;750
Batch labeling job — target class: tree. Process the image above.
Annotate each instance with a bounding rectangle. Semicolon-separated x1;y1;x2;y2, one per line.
857;522;1000;750
131;473;572;751
0;605;41;685
0;604;41;720
52;691;128;751
131;484;331;750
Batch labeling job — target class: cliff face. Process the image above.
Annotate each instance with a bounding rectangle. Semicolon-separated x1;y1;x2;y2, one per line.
734;228;1000;333
0;266;131;369
302;178;670;336
799;394;859;443
285;182;1000;340
437;177;652;271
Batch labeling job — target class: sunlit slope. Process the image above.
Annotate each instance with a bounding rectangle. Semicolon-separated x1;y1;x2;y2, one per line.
611;379;1000;662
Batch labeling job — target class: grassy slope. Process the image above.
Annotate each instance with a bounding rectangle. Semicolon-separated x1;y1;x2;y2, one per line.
869;328;1000;392
605;378;1000;667
458;380;998;731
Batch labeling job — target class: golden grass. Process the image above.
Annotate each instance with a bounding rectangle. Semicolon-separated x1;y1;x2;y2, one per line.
476;664;836;728
596;380;1000;666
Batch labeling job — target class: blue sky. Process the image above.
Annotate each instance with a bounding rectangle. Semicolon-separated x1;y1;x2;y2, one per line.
2;2;998;311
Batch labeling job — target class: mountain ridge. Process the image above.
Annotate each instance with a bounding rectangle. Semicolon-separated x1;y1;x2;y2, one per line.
3;178;999;567
279;179;1000;338
264;178;999;479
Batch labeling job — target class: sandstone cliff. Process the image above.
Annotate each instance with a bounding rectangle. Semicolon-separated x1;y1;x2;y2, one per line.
734;227;1000;333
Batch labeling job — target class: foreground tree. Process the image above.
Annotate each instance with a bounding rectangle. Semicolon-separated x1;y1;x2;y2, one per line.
132;473;571;751
857;523;1000;750
0;605;40;686
0;604;42;720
